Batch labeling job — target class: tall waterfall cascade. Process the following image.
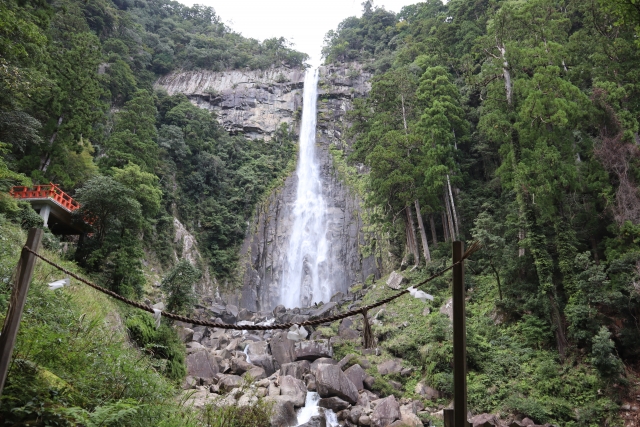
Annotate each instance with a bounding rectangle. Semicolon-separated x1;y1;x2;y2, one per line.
280;69;333;308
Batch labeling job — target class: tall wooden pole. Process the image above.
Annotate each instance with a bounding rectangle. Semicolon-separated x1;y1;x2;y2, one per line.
452;241;467;427
0;228;43;396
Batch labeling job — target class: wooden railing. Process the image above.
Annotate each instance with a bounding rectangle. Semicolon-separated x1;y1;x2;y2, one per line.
10;183;80;212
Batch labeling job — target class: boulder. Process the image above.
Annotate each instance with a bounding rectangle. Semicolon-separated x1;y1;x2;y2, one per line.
399;404;423;427
310;358;337;374
177;327;194;343
363;374;375;390
192;326;208;342
386;271;407;290
344;364;366;391
218;374;243;391
316;363;359;404
280;360;311;379
270;331;296;365
359;415;372;426
243;366;266;380
370;395;400;427
318;396;350;412
377;359;403;375
348;406;364;424
298;415;326;427
267;396;297;427
470;413;503;427
295;340;333;361
182;376;197;389
186;350;219;380
230;357;255;375
415;382;440;400
246;341;269;357
310;302;337;319
279;375;307;407
250;354;278;376
338;317;360;340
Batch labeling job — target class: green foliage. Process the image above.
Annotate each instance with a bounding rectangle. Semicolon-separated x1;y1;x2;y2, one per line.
74;175;144;296
125;313;186;380
161;259;200;314
591;326;624;383
202;399;273;427
157;94;296;279
0;221;193;426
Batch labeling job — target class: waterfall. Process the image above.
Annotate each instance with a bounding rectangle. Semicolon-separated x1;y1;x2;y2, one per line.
280;68;332;308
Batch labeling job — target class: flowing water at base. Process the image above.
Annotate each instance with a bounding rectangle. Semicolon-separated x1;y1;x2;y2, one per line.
296;392;338;427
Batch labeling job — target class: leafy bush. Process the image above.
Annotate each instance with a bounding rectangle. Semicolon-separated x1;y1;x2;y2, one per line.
125;313;186;380
161;259;200;315
202;399;273;427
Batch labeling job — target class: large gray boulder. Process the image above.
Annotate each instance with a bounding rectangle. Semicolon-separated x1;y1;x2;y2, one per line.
310;302;337;319
370;395;400;427
344;364;366;391
298;415;326;427
270;331;296;365
295;340;333;361
266;396;297;427
279;375;307;407
316;363;359;404
250;354;278;376
246;341;269;358
377;359;403;375
386;271;406;290
186;350;219;380
218;374;243;391
280;360;311;379
318;396;350;412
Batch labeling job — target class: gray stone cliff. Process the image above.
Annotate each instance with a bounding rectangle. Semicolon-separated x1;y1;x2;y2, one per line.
154;68;305;140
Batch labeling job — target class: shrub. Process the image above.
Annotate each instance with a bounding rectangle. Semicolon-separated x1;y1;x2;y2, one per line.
125;313;186;380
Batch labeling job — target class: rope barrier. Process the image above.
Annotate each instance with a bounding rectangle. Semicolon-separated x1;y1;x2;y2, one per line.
22;242;481;337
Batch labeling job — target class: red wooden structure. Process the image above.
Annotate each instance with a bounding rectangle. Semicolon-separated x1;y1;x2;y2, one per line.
10;183;79;212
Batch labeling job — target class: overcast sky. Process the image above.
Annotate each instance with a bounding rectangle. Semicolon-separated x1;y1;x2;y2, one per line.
178;0;419;66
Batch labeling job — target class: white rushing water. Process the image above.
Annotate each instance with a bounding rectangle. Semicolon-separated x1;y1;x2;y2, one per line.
280;68;332;308
296;392;339;427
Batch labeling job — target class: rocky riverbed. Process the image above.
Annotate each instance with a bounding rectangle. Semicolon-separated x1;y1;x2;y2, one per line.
175;284;556;427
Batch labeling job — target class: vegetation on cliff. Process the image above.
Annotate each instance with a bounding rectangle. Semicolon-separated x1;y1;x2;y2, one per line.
322;0;640;424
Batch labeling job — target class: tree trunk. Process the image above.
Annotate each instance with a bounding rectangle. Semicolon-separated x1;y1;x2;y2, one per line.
414;200;431;263
446;174;460;237
406;206;420;266
40;115;64;172
444;190;456;241
490;261;502;300
442;212;450;242
518;229;525;257
498;44;512;106
429;214;438;246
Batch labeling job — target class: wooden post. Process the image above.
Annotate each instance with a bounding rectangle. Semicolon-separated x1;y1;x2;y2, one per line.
444;408;454;427
453;241;468;427
0;228;43;396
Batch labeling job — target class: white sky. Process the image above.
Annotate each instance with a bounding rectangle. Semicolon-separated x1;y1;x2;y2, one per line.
178;0;420;66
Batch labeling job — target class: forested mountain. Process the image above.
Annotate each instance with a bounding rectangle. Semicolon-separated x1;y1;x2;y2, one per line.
320;0;640;424
0;0;304;296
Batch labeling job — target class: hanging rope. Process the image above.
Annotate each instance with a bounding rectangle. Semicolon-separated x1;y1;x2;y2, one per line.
22;242;481;338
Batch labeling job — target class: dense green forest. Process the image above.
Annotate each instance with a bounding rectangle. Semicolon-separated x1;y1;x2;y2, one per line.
321;0;640;424
0;0;302;295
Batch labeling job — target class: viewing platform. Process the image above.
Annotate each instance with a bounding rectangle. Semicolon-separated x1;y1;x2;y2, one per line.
10;184;84;235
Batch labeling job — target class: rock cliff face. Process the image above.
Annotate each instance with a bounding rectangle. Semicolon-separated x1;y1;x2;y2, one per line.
155;64;378;311
154;68;305;140
230;63;378;312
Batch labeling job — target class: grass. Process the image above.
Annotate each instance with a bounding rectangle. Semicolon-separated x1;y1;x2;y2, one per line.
0;217;270;427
